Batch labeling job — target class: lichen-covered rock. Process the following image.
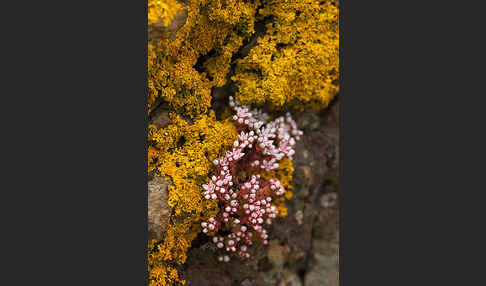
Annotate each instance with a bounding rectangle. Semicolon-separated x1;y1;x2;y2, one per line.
149;9;188;43
180;99;340;286
148;0;182;27
148;177;171;241
148;0;260;116
232;0;339;110
147;1;340;284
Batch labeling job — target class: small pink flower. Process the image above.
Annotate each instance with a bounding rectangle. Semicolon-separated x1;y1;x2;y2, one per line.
201;96;302;261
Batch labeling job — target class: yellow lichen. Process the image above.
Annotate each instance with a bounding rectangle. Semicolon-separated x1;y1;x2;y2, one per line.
261;157;295;217
149;112;237;215
148;0;183;26
148;0;260;117
232;0;339;110
148;240;186;286
148;112;237;283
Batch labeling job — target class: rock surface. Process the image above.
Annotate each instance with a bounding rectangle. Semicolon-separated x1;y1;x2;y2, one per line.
149;104;171;129
182;99;340;286
148;177;171;241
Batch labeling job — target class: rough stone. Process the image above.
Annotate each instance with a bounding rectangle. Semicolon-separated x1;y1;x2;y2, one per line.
267;240;288;269
321;193;338;209
295;210;304;225
299;166;313;185
148;177;171;241
304;240;339;286
181;99;340;286
149;105;171;129
279;269;303;286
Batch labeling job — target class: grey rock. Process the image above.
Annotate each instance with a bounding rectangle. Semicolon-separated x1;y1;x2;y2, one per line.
305;248;339;286
321;193;338;209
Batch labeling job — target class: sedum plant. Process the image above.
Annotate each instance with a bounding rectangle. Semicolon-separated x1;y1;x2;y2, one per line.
200;97;302;261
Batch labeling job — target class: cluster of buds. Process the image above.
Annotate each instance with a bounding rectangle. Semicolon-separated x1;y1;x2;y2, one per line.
201;97;303;262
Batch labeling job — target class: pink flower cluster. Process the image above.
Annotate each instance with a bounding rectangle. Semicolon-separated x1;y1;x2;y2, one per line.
200;96;303;262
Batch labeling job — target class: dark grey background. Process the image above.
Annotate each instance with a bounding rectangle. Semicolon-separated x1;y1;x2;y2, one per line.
0;0;483;285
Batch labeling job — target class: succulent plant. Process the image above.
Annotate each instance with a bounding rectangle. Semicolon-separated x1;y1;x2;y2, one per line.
200;97;302;261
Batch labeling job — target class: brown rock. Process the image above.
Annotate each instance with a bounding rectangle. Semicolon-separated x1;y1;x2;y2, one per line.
301;149;310;160
294;210;304;225
148;177;171;241
305;239;339;286
267;240;289;269
279;269;303;286
149;106;171;129
320;193;338;209
184;267;232;286
304;253;339;286
299;166;312;185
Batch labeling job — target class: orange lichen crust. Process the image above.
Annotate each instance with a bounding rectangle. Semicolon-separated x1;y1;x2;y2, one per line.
148;0;260;117
232;0;339;110
148;240;186;286
147;112;237;283
148;0;183;26
149;112;237;215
